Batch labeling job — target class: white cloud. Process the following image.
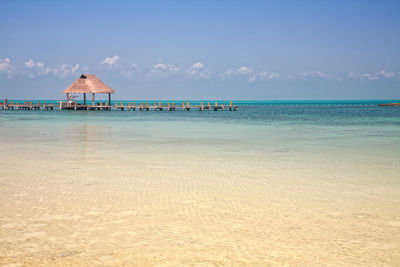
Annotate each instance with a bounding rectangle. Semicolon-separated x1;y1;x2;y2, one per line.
152;63;180;73
44;64;80;78
20;59;80;78
237;66;252;75
377;70;395;78
118;63;142;78
220;66;254;80
220;66;280;82
187;62;210;79
248;71;280;82
289;71;339;80
24;59;35;68
103;55;120;66
363;70;395;80
7;58;400;84
363;73;376;80
220;69;234;80
189;62;204;73
147;63;181;80
24;59;45;69
148;62;212;80
300;71;336;79
258;71;281;81
0;57;11;72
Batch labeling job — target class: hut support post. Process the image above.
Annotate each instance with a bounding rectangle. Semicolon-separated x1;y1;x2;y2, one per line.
108;93;111;106
92;93;95;105
83;93;86;105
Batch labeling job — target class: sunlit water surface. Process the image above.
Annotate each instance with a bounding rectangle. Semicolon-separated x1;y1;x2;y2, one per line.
1;101;400;265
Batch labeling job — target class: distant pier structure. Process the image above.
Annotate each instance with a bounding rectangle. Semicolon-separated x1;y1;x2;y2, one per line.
62;74;115;109
1;73;239;111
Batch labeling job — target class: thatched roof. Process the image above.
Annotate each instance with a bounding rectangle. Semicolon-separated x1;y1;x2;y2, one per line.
63;74;115;94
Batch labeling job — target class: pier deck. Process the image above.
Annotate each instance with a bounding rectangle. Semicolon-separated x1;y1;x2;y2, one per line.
1;101;239;111
378;103;400;106
0;102;57;110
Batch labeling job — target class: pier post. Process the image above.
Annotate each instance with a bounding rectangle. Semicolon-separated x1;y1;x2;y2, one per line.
3;99;7;110
83;93;86;105
108;93;111;106
92;93;95;105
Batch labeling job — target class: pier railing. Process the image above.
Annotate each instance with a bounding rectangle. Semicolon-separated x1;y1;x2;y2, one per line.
1;100;239;111
1;101;57;110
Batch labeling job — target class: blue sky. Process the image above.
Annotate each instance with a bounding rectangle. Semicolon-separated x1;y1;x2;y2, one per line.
1;0;399;100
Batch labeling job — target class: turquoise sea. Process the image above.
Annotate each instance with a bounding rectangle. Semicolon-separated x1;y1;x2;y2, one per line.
1;100;399;162
0;100;400;265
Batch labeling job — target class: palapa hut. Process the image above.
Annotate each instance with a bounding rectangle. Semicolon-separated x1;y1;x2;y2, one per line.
63;74;115;105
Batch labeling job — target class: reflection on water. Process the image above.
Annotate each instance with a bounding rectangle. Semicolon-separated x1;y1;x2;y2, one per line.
63;124;112;162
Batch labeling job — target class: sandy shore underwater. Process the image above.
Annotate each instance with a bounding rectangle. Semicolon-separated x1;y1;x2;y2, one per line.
1;106;400;266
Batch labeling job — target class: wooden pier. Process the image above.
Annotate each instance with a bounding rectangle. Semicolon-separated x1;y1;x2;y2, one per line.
1;75;239;112
378;103;400;106
1;100;239;112
59;101;239;111
1;101;57;110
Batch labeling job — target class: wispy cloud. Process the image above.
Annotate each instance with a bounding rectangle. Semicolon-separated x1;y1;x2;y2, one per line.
22;59;45;77
362;70;396;80
147;63;181;80
2;57;400;84
152;63;180;73
102;55;120;66
289;71;339;80
115;63;143;78
0;58;11;72
220;66;253;80
257;72;281;81
44;64;80;78
220;66;280;82
21;59;80;78
187;62;210;79
24;59;44;69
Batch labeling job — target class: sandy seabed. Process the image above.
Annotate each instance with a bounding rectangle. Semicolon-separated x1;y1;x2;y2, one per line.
1;122;400;266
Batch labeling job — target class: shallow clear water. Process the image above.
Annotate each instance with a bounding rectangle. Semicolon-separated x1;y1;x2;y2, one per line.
1;101;400;265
